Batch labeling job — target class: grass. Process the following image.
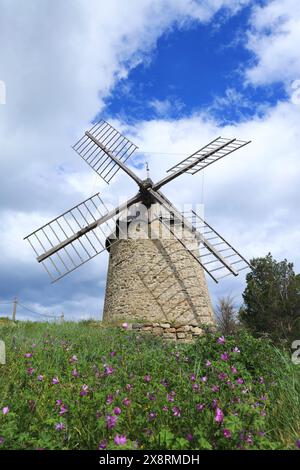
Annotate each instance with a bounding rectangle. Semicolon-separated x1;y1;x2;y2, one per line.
0;320;299;450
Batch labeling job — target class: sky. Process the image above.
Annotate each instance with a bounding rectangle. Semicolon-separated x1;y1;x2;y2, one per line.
0;0;299;321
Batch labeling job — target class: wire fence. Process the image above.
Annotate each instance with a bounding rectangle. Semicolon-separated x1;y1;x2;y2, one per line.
0;298;62;322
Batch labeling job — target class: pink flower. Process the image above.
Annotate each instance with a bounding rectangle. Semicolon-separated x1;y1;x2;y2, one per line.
106;394;114;405
105;366;114;376
218;372;227;381
98;439;107;449
221;352;230;361
114;434;127;445
122;322;128;330
37;375;44;381
190;374;196;382
55;399;62;407
217;336;225;344
110;351;116;357
201;376;207;382
144;374;151;383
106;414;117;429
59;404;68;416
162;405;168;411
172;406;181;417
122;397;131;406
72;369;80;378
205;360;212;367
211;385;220;392
2;407;9;415
52;376;59;385
196;403;205;412
231;366;237;374
55;422;65;431
223;429;231;438
236;378;244;385
24;353;32;358
149;411;157;420
214;407;224;424
113;407;122;416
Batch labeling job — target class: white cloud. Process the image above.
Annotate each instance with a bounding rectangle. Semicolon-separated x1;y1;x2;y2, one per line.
245;0;300;86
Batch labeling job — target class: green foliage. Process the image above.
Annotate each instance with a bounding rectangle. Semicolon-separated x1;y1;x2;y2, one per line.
0;322;299;450
239;253;300;343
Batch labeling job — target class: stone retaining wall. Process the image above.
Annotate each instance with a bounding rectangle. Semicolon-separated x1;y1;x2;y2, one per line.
129;322;213;343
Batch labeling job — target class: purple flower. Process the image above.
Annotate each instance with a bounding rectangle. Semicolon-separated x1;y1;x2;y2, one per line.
162;405;168;411
205;360;212;367
217;336;225;344
55;399;62;407
211;399;218;409
0;437;4;445
55;422;65;431
259;376;264;384
186;433;193;442
211;385;219;392
296;440;300;449
106;414;117;429
122;397;131;406
69;355;78;363
172;406;181;417
231;366;237;374
110;351;116;358
144;374;151;383
223;429;231;439
167;393;175;402
232;347;240;353
218;372;227;381
190;374;196;382
260;395;267;401
2;407;9;415
149;411;157;420
106;394;114;405
37;374;44;381
24;353;33;358
27;367;35;376
221;352;230;361
125;383;133;391
114;434;127;445
59;404;68;416
160;379;168;387
113;407;122;416
214;407;224;424
72;369;80;378
122;322;128;330
80;384;89;396
196;403;205;412
201;376;207;383
236;378;244;385
105;366;114;376
98;439;107;450
192;384;199;391
52;376;59;385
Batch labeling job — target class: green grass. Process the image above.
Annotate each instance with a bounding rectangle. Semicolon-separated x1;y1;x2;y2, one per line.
0;321;299;450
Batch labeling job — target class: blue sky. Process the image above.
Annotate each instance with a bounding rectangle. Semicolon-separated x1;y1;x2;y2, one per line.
0;0;299;321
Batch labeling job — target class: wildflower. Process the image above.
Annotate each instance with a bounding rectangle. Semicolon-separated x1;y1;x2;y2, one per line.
232;347;240;353
0;437;4;445
186;433;193;442
80;384;89;396
114;434;127;445
160;379;168;387
125;384;133;391
110;351;116;358
144;374;151;383
55;422;65;431
259;376;264;384
122;397;131;406
260;395;267;401
172;406;181;417
149;411;157;420
24;353;33;358
105;366;114;376
72;369;80;378
211;399;218;409
98;439;107;450
162;405;168;411
113;407;122;416
296;440;300;449
122;322;128;330
205;360;212;367
215;407;224;424
201;376;207;383
231;366;237;374
217;336;225;344
175;352;180;360
167;393;175;402
37;375;44;381
196;403;205;412
218;372;227;381
55;399;62;407
211;385;219;393
52;376;59;385
59;404;68;416
2;407;9;415
147;392;156;401
106;394;114;405
245;434;253;445
27;367;35;376
223;429;231;439
221;352;230;361
192;384;199;391
260;410;266;417
106;414;117;429
190;374;196;382
236;378;244;385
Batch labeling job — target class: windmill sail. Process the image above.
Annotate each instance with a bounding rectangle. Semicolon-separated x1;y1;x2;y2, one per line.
24;193;130;282
72;120;138;184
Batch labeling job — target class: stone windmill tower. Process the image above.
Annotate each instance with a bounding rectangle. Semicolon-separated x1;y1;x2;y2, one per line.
24;120;251;329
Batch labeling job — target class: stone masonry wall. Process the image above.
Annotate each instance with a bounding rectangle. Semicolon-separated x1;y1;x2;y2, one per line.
103;216;215;326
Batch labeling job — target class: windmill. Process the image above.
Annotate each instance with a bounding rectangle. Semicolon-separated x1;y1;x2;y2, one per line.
24;120;251;326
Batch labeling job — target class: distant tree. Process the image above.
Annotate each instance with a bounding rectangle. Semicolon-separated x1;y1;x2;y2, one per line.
239;253;300;343
216;296;238;336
